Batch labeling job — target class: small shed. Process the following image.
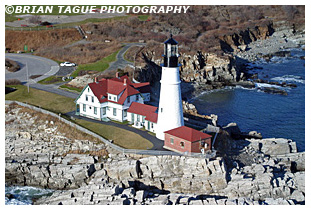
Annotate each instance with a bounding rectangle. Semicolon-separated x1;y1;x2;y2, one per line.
163;126;212;154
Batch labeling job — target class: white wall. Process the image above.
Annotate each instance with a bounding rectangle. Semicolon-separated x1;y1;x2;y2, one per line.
144;120;157;133
156;66;184;140
76;86;101;120
76;86;145;122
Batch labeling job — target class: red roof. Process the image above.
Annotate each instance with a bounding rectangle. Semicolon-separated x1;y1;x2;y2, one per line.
164;126;212;142
87;76;148;105
127;102;158;123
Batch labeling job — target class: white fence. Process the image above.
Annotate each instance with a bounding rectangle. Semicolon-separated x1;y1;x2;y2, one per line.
5;100;217;159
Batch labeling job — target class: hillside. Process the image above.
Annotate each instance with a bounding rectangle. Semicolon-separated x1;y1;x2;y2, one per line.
5;6;304;64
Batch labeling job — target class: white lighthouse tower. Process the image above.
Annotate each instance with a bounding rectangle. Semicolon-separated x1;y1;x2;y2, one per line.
156;35;184;140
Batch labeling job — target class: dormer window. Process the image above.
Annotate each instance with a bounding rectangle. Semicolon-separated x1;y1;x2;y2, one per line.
114;96;116;101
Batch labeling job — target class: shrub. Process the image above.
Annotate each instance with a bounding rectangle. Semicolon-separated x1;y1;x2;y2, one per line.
5;79;22;85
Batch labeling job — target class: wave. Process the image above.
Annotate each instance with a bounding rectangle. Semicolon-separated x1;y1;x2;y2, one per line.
271;75;305;84
254;82;282;89
5;186;54;205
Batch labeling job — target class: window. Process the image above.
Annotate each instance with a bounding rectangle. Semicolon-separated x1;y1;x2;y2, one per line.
136;95;139;101
180;141;185;148
94;107;97;115
114;96;116;101
137;114;140;122
85;95;88;101
91;96;94;103
151;123;153;129
170;137;174;144
161;108;163;113
83;104;86;112
109;95;111;100
113;108;117;116
88;87;90;92
127;97;130;103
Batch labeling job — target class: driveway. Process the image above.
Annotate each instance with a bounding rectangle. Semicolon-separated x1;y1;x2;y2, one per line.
5;53;59;83
106;43;145;73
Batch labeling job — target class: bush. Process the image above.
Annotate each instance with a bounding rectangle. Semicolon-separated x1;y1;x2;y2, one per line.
5;79;22;85
5;59;20;72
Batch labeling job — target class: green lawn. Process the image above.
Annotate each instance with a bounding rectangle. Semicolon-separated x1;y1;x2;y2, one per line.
59;84;83;93
75;119;154;150
138;15;150;21
5;85;75;114
37;76;64;84
71;49;120;77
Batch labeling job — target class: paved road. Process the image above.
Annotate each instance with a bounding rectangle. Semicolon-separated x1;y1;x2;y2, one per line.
5;53;78;98
5;53;59;83
106;43;145;73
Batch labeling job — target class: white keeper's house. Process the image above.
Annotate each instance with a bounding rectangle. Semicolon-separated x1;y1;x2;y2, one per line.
75;75;154;126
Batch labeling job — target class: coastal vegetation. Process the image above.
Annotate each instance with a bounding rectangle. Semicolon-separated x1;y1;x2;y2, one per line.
5;6;304;65
5;85;75;113
71;49;120;77
75;119;154;150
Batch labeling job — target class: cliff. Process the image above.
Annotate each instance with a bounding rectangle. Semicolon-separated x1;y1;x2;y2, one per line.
5;103;305;205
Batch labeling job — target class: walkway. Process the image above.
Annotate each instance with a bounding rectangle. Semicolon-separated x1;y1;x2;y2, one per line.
66;111;165;151
106;43;145;73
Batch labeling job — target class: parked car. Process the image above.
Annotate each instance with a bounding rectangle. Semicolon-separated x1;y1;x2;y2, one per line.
60;62;76;67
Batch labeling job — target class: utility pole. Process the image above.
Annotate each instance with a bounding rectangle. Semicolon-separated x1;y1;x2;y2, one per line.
26;62;29;93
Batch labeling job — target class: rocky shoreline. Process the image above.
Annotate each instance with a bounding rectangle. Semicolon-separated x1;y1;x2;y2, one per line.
5;102;305;205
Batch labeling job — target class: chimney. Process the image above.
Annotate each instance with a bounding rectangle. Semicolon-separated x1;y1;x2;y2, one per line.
124;78;127;86
94;77;98;83
116;72;119;78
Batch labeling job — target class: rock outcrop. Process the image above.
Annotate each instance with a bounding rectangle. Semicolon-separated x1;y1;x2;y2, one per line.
5;104;305;205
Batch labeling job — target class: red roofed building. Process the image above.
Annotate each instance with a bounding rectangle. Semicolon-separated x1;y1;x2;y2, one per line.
75;75;151;122
127;102;158;133
164;126;212;154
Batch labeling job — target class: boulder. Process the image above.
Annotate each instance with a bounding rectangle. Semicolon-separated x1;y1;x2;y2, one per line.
223;123;241;138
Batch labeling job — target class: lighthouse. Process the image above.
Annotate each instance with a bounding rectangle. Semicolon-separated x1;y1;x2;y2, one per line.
156;35;184;140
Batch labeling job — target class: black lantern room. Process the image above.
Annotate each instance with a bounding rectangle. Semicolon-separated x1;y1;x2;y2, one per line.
163;34;179;67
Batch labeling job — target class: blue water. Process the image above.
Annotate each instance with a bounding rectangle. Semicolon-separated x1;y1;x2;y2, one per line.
5;185;54;205
191;49;305;151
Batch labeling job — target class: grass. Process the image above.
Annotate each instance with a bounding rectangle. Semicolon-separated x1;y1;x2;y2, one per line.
138;15;150;21
59;84;83;93
71;49;120;77
5;15;21;22
5;85;75;114
75;119;154;150
37;75;64;84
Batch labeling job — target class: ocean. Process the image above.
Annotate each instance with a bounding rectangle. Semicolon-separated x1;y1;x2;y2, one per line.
5;185;54;205
190;48;305;151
